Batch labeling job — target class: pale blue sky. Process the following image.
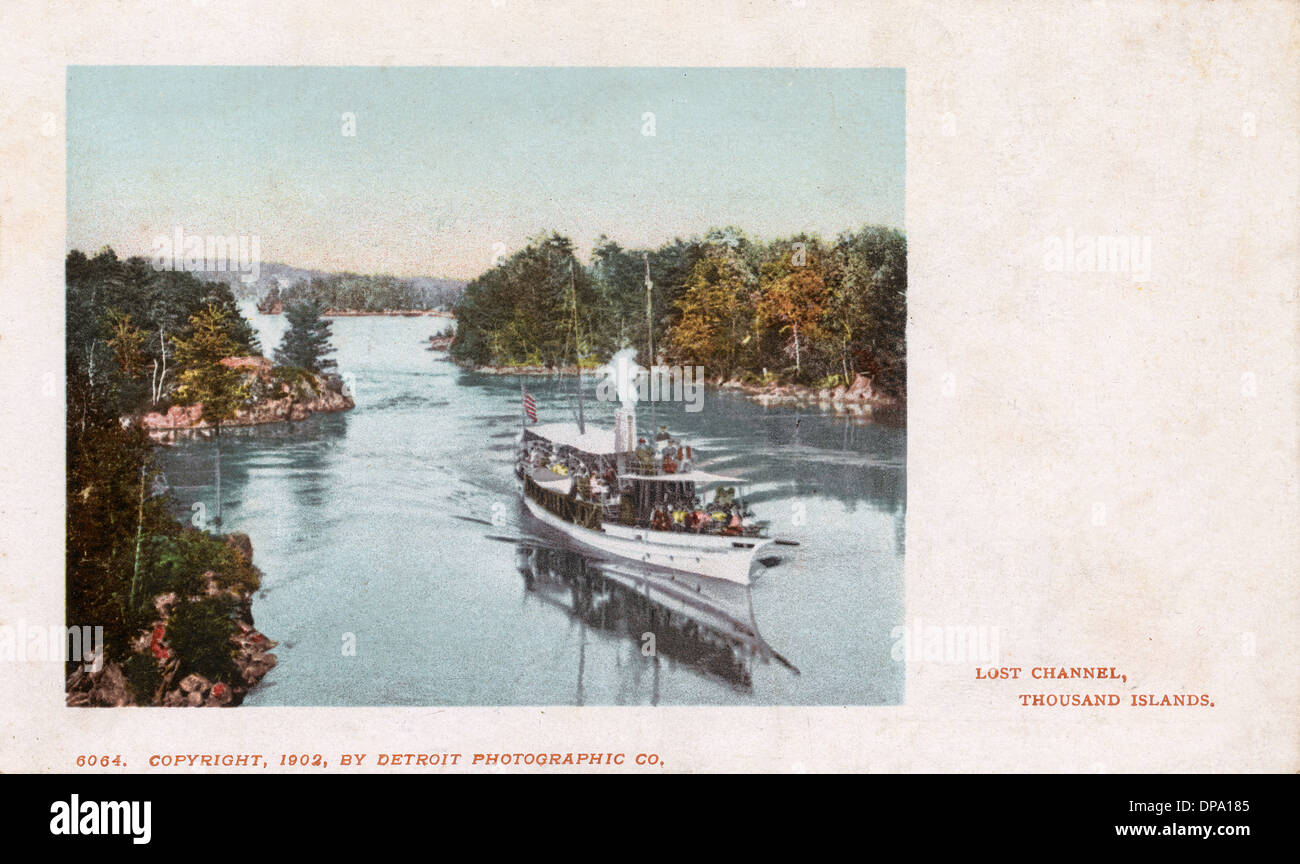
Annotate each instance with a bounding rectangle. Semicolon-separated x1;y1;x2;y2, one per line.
68;67;904;279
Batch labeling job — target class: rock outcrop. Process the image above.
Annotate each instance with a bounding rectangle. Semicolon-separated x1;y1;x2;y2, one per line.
726;372;901;411
66;532;277;708
140;356;354;432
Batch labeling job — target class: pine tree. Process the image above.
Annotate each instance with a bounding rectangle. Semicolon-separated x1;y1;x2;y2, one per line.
171;304;252;528
274;298;337;374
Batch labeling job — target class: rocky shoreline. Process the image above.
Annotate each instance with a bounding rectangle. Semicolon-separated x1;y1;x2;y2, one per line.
138;356;354;436
718;372;903;413
66;532;277;708
457;360;902;415
322;308;453;317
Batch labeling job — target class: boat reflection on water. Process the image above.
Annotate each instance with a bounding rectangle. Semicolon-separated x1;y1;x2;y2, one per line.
513;540;798;702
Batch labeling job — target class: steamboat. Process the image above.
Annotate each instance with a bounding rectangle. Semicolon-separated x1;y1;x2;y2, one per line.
512;258;777;586
514;414;772;585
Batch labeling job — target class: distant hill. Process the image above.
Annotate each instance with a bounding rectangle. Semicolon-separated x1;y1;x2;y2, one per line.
197;262;466;311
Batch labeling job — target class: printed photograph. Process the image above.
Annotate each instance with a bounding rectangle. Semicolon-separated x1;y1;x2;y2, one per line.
63;66;906;707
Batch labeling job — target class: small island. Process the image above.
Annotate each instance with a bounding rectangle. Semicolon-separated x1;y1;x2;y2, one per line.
253;269;463;317
140;356;353;437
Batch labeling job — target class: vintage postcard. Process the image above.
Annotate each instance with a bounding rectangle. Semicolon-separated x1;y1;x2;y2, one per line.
61;65;905;711
0;0;1296;783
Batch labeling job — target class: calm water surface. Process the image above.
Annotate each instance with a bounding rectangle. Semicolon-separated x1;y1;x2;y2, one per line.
158;304;906;705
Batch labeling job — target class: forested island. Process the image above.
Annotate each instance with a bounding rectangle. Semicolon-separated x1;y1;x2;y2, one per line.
255;269;463;315
65;247;348;706
451;226;906;405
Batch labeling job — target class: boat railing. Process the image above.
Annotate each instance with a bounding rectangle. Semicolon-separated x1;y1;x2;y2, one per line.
523;475;603;530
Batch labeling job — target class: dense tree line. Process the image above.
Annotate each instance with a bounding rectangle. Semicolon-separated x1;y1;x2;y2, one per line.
260;272;461;313
68;248;259;426
451;226;907;397
64;248;332;700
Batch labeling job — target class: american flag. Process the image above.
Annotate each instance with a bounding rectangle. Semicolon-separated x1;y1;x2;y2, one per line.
522;387;537;423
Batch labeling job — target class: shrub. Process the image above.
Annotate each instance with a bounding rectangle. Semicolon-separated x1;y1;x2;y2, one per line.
122;651;164;704
166;595;239;684
146;527;260;599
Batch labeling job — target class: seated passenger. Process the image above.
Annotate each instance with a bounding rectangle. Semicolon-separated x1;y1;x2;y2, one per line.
635;438;655;473
712;486;734;509
651;506;671;531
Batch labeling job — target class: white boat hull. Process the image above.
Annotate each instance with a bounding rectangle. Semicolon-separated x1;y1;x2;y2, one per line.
522;496;771;586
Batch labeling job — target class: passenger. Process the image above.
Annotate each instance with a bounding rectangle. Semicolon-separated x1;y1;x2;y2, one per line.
655;425;671;442
671;507;687;530
662;449;677;475
651;506;671;532
635;438;655;473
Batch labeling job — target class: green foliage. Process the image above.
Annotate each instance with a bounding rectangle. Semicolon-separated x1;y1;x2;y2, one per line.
452;233;598;368
66;422;172;657
166;595;240;684
67;247;259;425
171;304;252;426
265;272;460;312
452;225;907;398
269;364;316;399
146;527;260;600
65;248;266;685
274;298;337;374
122;651;164;703
669;250;753;378
105;309;147;378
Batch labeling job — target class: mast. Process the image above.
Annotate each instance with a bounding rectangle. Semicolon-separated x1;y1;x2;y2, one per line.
571;261;585;435
643;253;655;432
643;253;653;365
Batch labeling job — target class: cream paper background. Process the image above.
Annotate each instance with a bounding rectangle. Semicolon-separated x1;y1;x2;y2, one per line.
0;0;1295;773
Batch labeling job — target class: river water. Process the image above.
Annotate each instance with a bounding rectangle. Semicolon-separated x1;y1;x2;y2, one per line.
157;304;906;706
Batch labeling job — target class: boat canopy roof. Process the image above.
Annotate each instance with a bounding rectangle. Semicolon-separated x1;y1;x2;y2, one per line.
620;470;745;485
525;422;623;456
